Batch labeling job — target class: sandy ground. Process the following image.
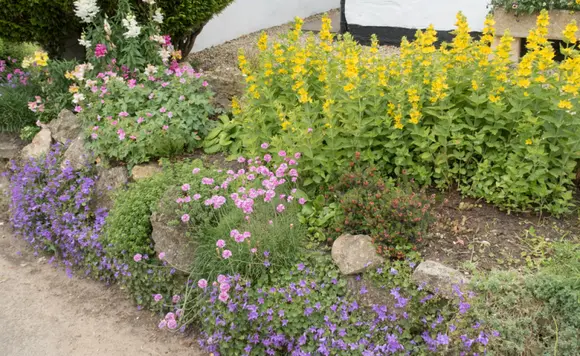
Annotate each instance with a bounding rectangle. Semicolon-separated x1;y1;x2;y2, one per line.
0;222;203;356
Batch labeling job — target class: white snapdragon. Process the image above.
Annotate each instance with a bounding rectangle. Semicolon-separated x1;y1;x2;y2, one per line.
142;0;156;4
103;19;112;37
144;64;158;77
159;48;171;63
150;35;166;45
122;14;142;39
72;93;85;104
78;33;91;48
73;0;100;23
153;9;164;24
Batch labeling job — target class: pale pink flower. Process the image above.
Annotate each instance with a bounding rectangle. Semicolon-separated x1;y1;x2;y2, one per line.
158;320;167;329
201;177;214;185
264;154;272;163
238;156;246;163
133;254;142;262
278;150;286;157
276;204;286;213
197;279;208;289
159;107;167;113
181;214;190;222
261;142;269;149
217;275;228;284
167;319;178;329
202;81;208;87
192;167;201;174
216;239;226;248
91;133;98;140
222;250;232;259
137;117;144;124
298;198;307;205
182;184;190;191
307;128;313;133
159;252;166;259
154;294;163;302
162;125;169;131
119;111;129;117
218;292;229;303
250;248;257;254
172;295;181;303
193;193;201;200
294;152;302;159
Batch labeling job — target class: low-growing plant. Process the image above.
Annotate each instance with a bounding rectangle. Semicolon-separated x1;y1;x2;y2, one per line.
7;143;107;277
330;161;435;259
212;11;580;214
70;62;214;166
491;0;580;14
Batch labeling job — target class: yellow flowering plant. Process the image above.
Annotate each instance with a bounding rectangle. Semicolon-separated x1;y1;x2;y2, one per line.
206;11;580;214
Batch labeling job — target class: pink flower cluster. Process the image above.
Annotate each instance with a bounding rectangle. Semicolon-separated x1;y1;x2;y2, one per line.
199;275;231;303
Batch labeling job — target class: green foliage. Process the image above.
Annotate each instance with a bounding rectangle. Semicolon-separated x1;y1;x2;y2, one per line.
330;164;435;258
101;160;204;308
470;241;580;355
78;65;215;167
491;0;580;14
33;59;78;123
0;38;38;62
298;194;341;246
0;83;38;133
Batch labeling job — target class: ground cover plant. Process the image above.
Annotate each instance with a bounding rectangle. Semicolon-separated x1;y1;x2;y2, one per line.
207;12;580;215
491;0;580;14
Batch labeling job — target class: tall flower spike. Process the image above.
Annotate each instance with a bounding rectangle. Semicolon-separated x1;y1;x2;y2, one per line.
74;0;100;23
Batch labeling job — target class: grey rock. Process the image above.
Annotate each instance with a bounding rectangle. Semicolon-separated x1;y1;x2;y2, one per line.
131;163;163;180
203;66;245;109
150;187;195;272
49;109;82;144
412;260;470;297
93;167;128;211
0;133;26;160
21;129;52;160
61;135;91;171
0;172;9;221
331;234;384;275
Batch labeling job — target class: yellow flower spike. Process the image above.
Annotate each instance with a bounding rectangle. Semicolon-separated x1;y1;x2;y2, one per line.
231;97;241;115
525;139;533;145
558;100;573;109
563;20;578;44
257;32;268;51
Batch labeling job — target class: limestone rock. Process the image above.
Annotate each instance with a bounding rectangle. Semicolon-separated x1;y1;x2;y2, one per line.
331;234;384;275
412;260;470;297
93;167;128;211
61;135;91;171
21;129;52;160
203;66;245;110
0;133;26;160
150;187;195;272
49;109;82;144
131;163;163;180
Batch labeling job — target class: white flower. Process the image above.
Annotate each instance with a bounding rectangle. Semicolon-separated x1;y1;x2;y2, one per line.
144;64;158;77
78;33;91;48
122;14;141;39
72;93;85;104
74;0;100;23
153;9;164;24
142;0;155;4
150;35;166;45
159;48;171;63
103;19;112;36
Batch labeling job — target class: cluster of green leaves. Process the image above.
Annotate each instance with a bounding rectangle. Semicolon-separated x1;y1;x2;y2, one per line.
491;0;580;14
0;38;38;62
470;241;580;355
101;160;210;308
329;164;435;258
78;66;214;167
0;83;38;133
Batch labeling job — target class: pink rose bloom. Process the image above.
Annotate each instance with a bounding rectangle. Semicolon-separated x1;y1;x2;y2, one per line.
181;214;190;222
193;193;201;200
133;254;142;262
218;292;229;303
172;295;181;303
192;167;201;174
222;250;232;259
298;198;307;205
197;279;208;289
154;294;163;302
278;150;286;157
216;239;226;248
182;184;190;191
276;204;286;213
159;252;166;260
261;142;269;149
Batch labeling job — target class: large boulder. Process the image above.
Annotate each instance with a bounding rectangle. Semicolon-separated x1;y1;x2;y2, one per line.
412;260;470;297
21;128;52;160
0;133;26;160
331;234;384;275
203;66;245;110
131;163;163;180
49;109;82;144
92;167;128;211
61;135;91;171
150;187;195;272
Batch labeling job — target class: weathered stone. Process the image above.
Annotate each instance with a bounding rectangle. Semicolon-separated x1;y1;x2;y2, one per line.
331;234;384;275
21;129;52;160
0;133;26;160
92;167;128;211
346;276;393;308
49;109;82;144
151;187;195;272
131;163;163;180
0;172;9;221
412;260;470;297
203;66;245;109
61;135;91;171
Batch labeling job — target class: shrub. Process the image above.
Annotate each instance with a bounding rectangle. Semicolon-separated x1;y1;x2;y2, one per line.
0;58;39;132
0;38;38;62
470;241;580;355
329;161;435;258
179;257;498;355
7;143;107;277
72;62;214;166
0;0;234;58
210;12;580;215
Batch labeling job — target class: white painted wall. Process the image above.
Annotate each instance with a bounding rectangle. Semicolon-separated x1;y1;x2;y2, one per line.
345;0;490;31
193;0;340;52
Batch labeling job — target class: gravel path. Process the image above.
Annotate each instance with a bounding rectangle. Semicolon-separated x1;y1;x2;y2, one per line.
0;221;202;356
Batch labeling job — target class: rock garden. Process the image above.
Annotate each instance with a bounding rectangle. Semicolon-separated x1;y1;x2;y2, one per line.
1;0;579;355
